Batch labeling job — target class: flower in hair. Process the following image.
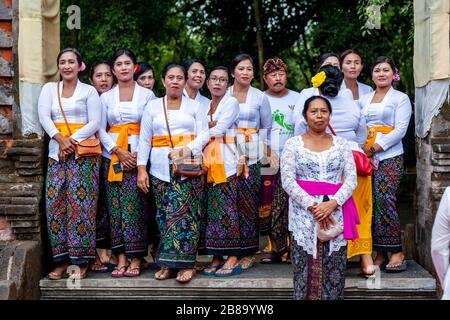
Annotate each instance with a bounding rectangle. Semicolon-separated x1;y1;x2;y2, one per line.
80;62;86;72
392;67;400;84
134;65;141;74
311;71;326;88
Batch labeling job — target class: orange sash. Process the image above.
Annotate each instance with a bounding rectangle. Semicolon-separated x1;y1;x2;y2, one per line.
236;128;258;142
107;123;141;182
203;136;236;184
151;134;195;148
364;126;394;148
54;122;85;137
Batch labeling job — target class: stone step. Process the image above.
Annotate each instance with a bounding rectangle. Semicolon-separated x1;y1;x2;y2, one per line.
40;260;436;300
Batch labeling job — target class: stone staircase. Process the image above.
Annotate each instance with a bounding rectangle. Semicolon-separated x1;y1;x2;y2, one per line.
39;260;436;300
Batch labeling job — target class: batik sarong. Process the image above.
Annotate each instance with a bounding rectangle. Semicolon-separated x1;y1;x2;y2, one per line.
96;157;110;249
204;174;244;256
103;158;148;259
45;155;100;265
151;172;204;269
269;172;289;254
291;240;347;300
372;155;404;253
236;163;261;256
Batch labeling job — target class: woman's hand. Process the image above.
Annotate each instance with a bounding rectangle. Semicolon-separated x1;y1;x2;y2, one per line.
311;199;338;222
137;166;150;193
208;120;217;128
54;133;76;161
168;147;192;161
319;216;335;230
113;147;136;171
370;158;379;171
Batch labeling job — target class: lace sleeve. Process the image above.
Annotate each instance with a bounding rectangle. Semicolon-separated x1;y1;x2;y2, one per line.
280;138;316;209
329;140;357;206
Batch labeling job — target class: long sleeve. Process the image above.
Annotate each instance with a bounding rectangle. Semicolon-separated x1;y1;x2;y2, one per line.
355;109;367;146
259;94;272;146
431;187;450;288
98;94;117;152
137;105;153;166
376;94;412;151
187;102;210;156
281;138;316;209
71;87;101;141
38;83;60;138
329;141;357;206
209;99;239;137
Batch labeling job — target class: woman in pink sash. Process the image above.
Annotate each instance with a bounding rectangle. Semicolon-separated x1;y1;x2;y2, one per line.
281;95;357;300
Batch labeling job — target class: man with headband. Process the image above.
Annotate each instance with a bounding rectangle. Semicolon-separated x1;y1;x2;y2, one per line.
259;57;300;264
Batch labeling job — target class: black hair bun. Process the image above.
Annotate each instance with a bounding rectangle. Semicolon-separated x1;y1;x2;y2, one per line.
318;65;343;98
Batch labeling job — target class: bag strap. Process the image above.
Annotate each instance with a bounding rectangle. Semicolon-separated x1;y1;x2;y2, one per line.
162;97;174;149
57;82;73;136
327;123;337;136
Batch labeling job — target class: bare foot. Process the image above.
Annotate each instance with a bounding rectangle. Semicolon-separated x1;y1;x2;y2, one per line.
386;252;405;268
176;268;196;283
155;267;173;280
360;254;375;275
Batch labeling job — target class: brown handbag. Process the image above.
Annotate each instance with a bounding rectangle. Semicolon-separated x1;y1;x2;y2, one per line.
57;83;102;157
162;98;206;177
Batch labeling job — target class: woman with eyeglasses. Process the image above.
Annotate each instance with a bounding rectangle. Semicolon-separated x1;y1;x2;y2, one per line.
201;66;242;277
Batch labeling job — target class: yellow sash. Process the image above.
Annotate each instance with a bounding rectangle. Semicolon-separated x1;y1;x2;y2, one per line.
236;128;258;142
54;122;85;137
203;136;236;184
364;126;394;148
107;123;141;182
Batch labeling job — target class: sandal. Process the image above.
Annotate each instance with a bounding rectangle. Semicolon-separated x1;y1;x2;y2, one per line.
176;268;196;283
48;270;69;280
68;264;88;280
259;252;283;264
239;256;256;270
202;263;224;276
123;265;141;277
214;264;242;277
155;267;175;280
111;264;129;278
385;260;407;273
89;261;110;273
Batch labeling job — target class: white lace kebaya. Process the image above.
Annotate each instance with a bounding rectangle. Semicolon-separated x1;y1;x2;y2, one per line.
280;135;357;258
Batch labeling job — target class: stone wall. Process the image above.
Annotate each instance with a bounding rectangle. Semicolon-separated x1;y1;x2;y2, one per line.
0;0;45;243
416;93;450;289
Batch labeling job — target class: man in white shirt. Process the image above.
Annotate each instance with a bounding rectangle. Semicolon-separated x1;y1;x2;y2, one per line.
431;187;450;300
260;57;300;263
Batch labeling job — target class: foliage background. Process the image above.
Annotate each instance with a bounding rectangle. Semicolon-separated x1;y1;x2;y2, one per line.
61;0;414;98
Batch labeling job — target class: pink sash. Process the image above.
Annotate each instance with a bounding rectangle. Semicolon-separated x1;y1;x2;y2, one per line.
296;180;360;241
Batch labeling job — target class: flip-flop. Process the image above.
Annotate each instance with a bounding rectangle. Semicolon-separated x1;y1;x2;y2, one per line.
385;260;407;273
239;256;256;270
123;265;141;277
259;253;283;264
89;262;111;273
176;269;196;283
214;264;242;277
111;265;129;278
202;263;224;276
48;270;70;280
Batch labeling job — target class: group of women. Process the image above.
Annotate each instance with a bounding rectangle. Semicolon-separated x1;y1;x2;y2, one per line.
38;46;412;299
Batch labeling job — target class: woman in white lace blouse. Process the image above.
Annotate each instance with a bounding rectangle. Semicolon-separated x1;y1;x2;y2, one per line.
281;95;357;300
